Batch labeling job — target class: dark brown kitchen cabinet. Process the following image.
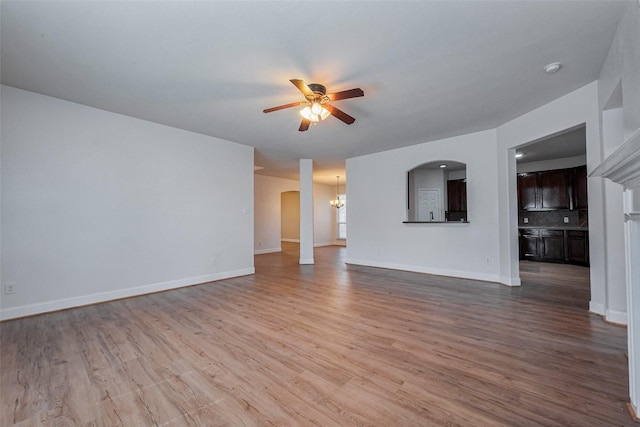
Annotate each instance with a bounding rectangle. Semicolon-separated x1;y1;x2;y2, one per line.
519;229;539;259
519;228;589;266
539;170;570;210
447;179;467;212
517;173;538;210
567;230;589;265
518;170;570;211
539;229;565;262
517;166;588;211
572;165;588;209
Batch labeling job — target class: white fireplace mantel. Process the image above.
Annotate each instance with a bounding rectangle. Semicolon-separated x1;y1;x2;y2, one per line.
591;127;640;190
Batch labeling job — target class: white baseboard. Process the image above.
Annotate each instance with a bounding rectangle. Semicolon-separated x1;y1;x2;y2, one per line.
0;268;255;321
345;258;500;283
606;309;628;325
589;301;606;316
314;242;341;247
281;238;300;243
299;258;315;265
254;247;281;255
499;275;521;287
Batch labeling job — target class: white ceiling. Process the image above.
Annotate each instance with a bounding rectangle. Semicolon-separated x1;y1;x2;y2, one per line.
517;125;586;164
0;1;625;185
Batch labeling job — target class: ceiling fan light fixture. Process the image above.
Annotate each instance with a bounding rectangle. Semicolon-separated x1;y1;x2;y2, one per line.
299;106;319;122
300;103;330;122
264;79;364;131
310;102;323;115
319;106;330;120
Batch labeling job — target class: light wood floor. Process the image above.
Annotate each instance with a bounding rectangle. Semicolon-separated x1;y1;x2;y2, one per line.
1;243;634;426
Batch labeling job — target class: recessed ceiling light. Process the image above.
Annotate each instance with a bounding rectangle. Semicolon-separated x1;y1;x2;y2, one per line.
544;62;562;74
439;164;447;168
515;153;523;158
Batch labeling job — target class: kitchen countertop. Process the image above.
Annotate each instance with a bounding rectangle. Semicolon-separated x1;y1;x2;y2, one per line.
518;226;589;231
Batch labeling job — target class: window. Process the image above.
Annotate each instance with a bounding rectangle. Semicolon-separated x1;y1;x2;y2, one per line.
336;194;347;239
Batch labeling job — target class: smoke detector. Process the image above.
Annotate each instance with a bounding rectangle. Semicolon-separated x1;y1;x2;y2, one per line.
544;62;562;74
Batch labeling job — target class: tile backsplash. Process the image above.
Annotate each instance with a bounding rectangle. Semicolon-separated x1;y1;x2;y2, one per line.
519;209;588;227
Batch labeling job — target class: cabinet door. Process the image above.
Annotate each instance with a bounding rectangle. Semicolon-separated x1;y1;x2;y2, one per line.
518;173;538;210
539;229;564;262
447;179;467;213
447;180;460;211
567;230;589;265
540;170;570;210
519;229;539;259
572;165;588;210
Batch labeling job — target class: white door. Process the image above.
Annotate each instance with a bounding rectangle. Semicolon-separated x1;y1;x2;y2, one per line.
418;189;441;222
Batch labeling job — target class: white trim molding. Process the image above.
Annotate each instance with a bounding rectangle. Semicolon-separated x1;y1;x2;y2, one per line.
0;268;255;321
606;309;629;325
345;258;501;284
591;127;640;189
255;247;282;255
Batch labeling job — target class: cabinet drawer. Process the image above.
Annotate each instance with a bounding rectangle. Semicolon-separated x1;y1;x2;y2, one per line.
540;229;563;237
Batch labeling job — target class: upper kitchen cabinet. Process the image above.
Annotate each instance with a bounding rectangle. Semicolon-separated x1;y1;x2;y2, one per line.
539;169;570;209
572;165;588;209
517;173;538;210
447;179;466;211
518;167;585;211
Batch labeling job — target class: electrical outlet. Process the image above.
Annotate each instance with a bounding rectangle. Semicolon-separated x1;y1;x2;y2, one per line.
4;282;16;294
211;258;217;266
485;258;491;265
564;216;569;223
523;218;529;224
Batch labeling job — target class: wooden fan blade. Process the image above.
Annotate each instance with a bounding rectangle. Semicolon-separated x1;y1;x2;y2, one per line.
290;79;314;97
324;104;356;125
263;101;304;113
327;88;364;101
299;118;311;132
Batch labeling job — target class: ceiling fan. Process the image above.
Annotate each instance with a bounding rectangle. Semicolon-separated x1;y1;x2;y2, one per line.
263;79;364;132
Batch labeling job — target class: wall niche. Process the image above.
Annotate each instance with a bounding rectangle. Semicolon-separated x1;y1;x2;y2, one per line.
406;160;467;223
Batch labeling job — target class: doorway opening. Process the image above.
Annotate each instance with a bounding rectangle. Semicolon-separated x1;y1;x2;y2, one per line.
281;191;300;243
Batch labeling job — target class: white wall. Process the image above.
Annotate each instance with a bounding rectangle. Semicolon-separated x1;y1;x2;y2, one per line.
603;108;625;157
253;174;339;254
0;85;255;320
346;129;500;282
602;108;627;323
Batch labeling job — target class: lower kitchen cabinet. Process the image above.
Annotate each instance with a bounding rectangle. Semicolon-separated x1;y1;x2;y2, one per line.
519;228;589;266
539;229;565;262
566;230;589;265
519;229;539;259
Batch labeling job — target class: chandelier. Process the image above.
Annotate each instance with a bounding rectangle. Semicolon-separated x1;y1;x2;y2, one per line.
330;176;345;208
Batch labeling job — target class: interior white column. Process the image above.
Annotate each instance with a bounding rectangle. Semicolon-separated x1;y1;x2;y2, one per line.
299;159;314;264
625;189;640;416
592;127;640;417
